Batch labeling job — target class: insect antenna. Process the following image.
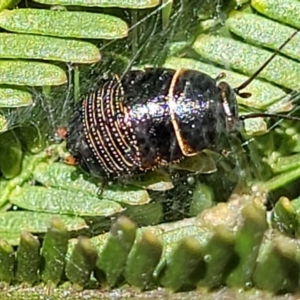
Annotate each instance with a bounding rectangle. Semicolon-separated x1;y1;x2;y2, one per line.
234;28;300;97
232;27;300;123
240;113;300;122
238;92;300;155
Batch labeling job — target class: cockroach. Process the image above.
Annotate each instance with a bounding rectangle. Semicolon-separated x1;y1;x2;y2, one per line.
66;29;300;179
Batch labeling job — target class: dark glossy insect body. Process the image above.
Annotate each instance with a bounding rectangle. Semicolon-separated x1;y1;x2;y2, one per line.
66;68;239;179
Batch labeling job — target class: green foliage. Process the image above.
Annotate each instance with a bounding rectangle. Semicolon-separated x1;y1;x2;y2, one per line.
0;0;300;296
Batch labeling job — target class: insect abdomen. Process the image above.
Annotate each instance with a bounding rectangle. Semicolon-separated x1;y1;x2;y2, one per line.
67;68;225;178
